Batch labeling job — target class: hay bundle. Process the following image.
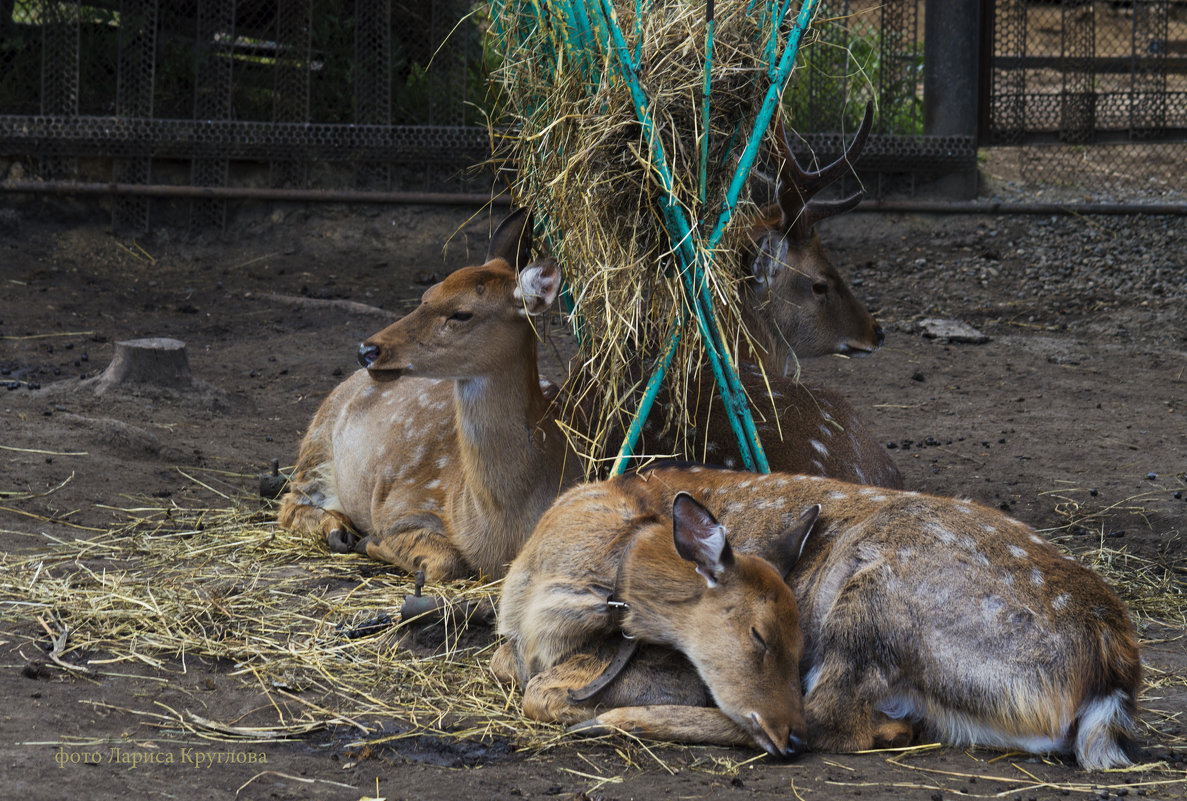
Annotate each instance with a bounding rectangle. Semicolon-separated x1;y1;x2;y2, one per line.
489;1;815;473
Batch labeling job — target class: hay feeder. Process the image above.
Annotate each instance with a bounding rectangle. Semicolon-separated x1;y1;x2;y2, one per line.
489;0;826;474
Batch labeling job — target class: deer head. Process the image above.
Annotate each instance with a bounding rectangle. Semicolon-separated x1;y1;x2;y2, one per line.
618;492;818;756
745;101;882;369
356;209;559;382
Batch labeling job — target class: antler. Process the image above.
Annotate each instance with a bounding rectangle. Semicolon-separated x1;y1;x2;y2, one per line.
775;101;874;241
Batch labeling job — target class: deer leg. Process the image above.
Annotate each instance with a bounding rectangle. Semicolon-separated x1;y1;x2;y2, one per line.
573;705;755;749
871;712;917;749
522;644;716;730
276;437;366;552
277;489;361;552
357;512;469;581
802;657;885;752
491;642;519;686
521;651;617;725
803;624;918;751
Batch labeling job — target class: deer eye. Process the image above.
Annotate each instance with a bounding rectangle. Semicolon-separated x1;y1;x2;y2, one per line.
751;627;768;652
812;282;829;297
447;311;473;323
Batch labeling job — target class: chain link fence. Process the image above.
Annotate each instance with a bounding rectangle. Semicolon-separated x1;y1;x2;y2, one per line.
0;1;1183;234
988;0;1187;199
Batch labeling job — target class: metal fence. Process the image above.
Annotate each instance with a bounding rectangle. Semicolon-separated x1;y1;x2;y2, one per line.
0;1;1183;233
0;0;492;231
987;0;1187;194
783;0;979;197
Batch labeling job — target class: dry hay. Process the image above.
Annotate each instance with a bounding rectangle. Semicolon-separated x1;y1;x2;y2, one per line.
1;476;1183;776
0;476;755;772
1042;486;1187;631
0;488;540;749
488;1;817;473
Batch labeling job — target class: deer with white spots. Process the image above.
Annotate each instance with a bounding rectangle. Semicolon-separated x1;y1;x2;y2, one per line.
278;209;578;580
496;465;1141;769
594;102;902;488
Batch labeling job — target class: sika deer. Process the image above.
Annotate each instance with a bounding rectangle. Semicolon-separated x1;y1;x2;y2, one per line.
742;102;881;374
579;102;902;487
628;361;903;488
493;480;819;756
277;209;578;580
592;465;1139;769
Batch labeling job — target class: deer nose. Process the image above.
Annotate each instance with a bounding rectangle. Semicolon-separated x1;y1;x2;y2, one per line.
873;326;885;349
787;730;807;756
357;342;381;368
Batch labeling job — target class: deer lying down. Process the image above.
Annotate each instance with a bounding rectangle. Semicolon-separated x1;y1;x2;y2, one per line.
567;101;902;488
493;482;816;756
278;209;577;580
631;363;903;488
495;466;1141;770
740;102;882;373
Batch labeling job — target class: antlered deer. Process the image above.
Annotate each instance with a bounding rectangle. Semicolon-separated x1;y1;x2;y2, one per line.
741;101;881;373
596;102;902;488
496;466;1140;770
493;481;818;756
277;209;578;580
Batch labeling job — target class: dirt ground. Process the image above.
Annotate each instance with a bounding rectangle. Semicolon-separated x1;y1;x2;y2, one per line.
0;194;1184;800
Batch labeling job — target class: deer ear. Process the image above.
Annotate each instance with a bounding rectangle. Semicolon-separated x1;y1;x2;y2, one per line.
764;504;820;580
750;233;787;288
487;208;534;270
516;258;559;316
672;492;734;588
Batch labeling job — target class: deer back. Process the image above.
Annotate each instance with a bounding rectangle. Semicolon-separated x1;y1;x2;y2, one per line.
659;364;902;488
629;466;1141;768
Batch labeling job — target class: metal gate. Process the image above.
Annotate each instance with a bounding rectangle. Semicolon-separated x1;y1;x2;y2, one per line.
987;0;1187;188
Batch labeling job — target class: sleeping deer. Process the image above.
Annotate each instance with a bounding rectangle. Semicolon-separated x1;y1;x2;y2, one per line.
496;466;1140;771
493;481;818;756
277;209;578;580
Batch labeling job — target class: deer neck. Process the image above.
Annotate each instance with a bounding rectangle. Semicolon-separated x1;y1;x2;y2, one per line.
737;292;791;378
447;334;564;572
612;532;703;651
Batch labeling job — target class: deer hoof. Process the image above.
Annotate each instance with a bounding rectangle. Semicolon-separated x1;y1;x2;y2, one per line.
327;527;359;553
566;717;622;737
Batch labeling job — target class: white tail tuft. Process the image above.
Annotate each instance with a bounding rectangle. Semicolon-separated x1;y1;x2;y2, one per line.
1075;689;1135;771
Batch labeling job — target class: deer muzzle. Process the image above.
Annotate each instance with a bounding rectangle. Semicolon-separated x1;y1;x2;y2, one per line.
746;710;804;759
356;342;405;381
357;342;381;367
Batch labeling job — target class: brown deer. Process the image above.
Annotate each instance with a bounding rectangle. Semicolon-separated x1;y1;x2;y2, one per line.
493;480;819;756
277;209;578;580
628;359;903;488
740;101;881;374
580;102;902;488
501;465;1139;769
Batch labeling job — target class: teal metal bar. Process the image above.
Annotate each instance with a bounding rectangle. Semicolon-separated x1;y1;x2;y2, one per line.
706;0;820;252
594;0;763;471
609;320;684;476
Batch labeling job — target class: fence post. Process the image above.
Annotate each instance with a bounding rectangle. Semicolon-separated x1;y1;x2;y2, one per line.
922;0;981;198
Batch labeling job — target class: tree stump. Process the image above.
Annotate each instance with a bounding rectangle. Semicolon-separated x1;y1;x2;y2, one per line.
94;337;196;391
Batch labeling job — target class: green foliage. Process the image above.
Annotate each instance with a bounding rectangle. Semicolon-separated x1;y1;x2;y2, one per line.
785;14;923;137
